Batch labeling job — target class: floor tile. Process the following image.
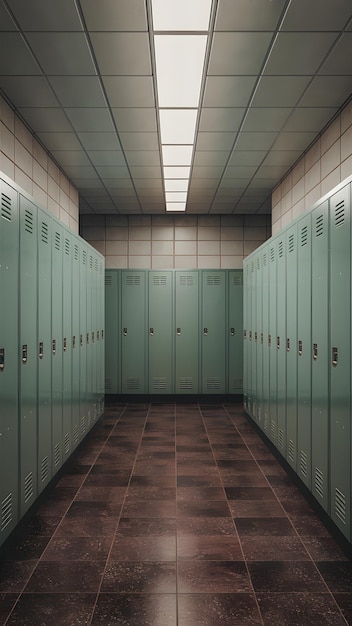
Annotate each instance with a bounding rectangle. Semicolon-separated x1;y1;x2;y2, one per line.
240;536;309;561
178;561;252;593
5;593;96;626
42;535;112;561
177;517;236;536
256;592;348;625
248;561;326;592
316;561;352;592
116;517;176;537
110;536;177;561
177;535;243;560
90;593;177;626
178;593;261;625
235;517;295;536
101;561;176;593
25;560;105;593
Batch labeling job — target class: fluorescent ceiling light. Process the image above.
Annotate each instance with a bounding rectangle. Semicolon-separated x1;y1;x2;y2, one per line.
154;35;207;107
159;109;197;144
152;0;212;31
164;179;189;192
162;145;193;166
163;166;191;179
165;191;187;202
166;202;187;212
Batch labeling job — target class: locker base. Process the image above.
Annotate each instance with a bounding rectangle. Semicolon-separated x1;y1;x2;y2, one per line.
105;393;244;404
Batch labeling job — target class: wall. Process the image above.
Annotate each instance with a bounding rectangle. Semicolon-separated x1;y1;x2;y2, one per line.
0;94;79;233
272;98;352;234
80;213;271;270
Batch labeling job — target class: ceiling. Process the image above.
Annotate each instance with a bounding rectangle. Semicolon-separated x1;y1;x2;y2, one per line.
1;0;352;216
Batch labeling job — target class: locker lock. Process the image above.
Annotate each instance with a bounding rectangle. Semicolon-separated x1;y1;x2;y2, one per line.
244;330;247;339
97;331;100;341
313;343;318;360
80;334;83;347
149;327;154;336
22;344;28;364
298;340;303;356
101;329;104;339
0;348;4;372
86;333;89;344
286;338;290;352
92;332;95;343
39;342;44;360
52;339;56;355
268;334;272;347
255;332;258;343
332;346;338;367
277;336;280;349
72;335;76;349
230;327;235;336
203;327;208;336
249;331;252;341
261;333;263;344
177;328;181;335
123;328;128;336
63;337;67;352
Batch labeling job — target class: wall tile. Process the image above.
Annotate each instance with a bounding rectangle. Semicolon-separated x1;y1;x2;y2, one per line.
198;240;220;255
14;166;32;195
292;156;305;186
221;240;243;256
198;255;221;269
0;151;15;178
221;226;243;240
32;141;48;170
321;139;341;179
15;139;32;176
0;96;14;132
305;184;322;211
321;166;341;196
129;226;151;240
175;226;197;241
174;215;197;226
175;240;197;255
221;215;244;226
305;161;320;194
59;207;70;228
198;215;220;226
106;226;128;240
174;255;197;269
129;255;150;269
106;215;129;227
106;240;127;255
151;255;173;269
129;240;151;255
341;99;352;134
15;117;32;153
244;240;265;256
244;226;267;241
152;226;174;240
341;153;352;181
152;240;174;255
32;183;48;210
198;226;220;240
321;117;340;155
292;198;305;221
89;240;105;255
1;122;15;159
33;160;48;192
106;255;128;269
305;139;321;172
221;255;243;269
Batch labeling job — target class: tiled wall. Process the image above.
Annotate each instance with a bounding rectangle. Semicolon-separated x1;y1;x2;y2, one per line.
80;213;271;270
272;99;352;234
0;94;79;233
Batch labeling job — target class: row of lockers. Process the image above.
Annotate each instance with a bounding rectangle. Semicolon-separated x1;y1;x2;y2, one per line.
0;175;105;548
243;175;352;542
105;269;243;395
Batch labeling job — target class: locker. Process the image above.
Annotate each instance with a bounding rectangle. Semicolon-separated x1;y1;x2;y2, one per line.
98;257;105;416
296;213;312;488
250;257;258;419
71;236;80;449
93;253;99;421
253;255;262;420
242;260;249;411
51;220;63;472
86;252;94;429
228;270;243;395
175;270;199;394
201;270;226;394
329;184;351;539
121;270;147;394
104;270;119;394
261;248;270;434
276;235;286;455
268;238;278;444
311;200;330;512
286;223;298;469
148;271;173;394
0;179;19;544
19;195;38;515
247;260;254;415
37;207;53;491
62;232;72;459
79;244;88;439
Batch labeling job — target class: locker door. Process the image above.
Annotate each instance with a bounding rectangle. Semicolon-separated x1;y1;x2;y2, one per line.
228;270;243;395
62;232;72;459
286;224;298;470
19;195;38;515
121;271;147;394
297;214;312;488
0;179;19;546
250;258;257;419
262;248;270;434
254;256;262;421
276;236;286;455
329;184;351;540
52;221;63;473
201;271;226;394
268;239;278;444
105;270;119;394
93;253;99;422
311;201;329;512
71;237;80;449
98;257;105;416
86;252;94;429
175;271;199;394
242;260;250;411
247;260;254;416
148;271;173;394
37;208;52;492
79;245;88;439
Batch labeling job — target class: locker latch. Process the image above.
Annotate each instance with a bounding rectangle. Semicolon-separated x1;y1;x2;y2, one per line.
22;344;28;364
86;333;89;344
123;328;128;336
177;328;181;335
286;338;290;352
0;348;4;371
203;328;208;336
298;340;303;356
255;332;258;342
268;334;271;347
52;339;56;355
97;331;100;341
260;333;263;344
244;330;247;339
92;332;95;343
63;337;67;352
150;328;154;336
101;329;104;339
80;334;83;347
277;336;280;349
39;342;44;359
249;331;252;341
332;346;338;367
313;343;318;360
72;335;76;348
230;328;235;336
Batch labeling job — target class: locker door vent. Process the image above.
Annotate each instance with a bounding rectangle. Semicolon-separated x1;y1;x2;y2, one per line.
263;253;267;267
180;275;194;286
24;472;34;503
73;424;79;445
206;377;221;390
278;241;284;258
74;244;79;260
315;214;324;237
81;415;86;435
300;450;308;478
1;492;12;531
1;192;12;221
24;209;34;234
179;377;193;390
95;258;98;271
250;261;254;273
41;221;49;244
256;257;260;270
105;274;113;286
88;255;93;269
88;410;92;428
314;467;324;499
105;377;113;390
270;248;275;263
41;456;49;484
288;439;295;463
278;429;284;450
270;420;276;440
334;201;345;228
232;378;243;390
126;275;141;286
300;225;308;247
64;432;70;455
54;231;61;251
232;274;243;286
54;443;61;467
288;234;295;253
263;413;268;432
64;238;70;256
153;377;167;390
207;275;221;286
82;250;87;265
335;488;346;525
153;275;167;286
127;377;140;390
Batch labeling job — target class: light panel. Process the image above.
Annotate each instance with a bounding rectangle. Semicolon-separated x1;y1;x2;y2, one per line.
163;166;191;178
164;179;189;192
162;145;193;166
159;109;197;144
166;201;187;212
152;0;212;31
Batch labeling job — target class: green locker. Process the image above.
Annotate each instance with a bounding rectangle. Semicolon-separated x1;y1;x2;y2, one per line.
268;239;278;444
261;247;270;434
105;270;119;394
200;270;226;394
276;235;286;455
286;223;298;470
247;260;254;416
297;214;312;488
98;257;105;415
79;244;88;439
228;270;243;395
242;260;249;411
62;232;72;459
175;270;199;394
19;195;38;515
254;255;262;421
37;207;52;491
93;253;99;422
121;270;147;394
86;252;94;429
311;200;330;512
0;179;19;545
51;220;63;472
250;258;258;419
148;271;173;394
329;184;351;539
71;236;80;450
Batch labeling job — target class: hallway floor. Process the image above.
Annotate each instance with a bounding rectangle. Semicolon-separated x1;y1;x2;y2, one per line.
1;402;352;625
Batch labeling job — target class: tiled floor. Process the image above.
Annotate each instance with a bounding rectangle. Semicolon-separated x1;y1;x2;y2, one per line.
1;402;352;625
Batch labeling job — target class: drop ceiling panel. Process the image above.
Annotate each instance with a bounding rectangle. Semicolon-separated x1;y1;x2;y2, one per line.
225;165;258;178
90;33;152;75
208;32;273;75
241;108;292;132
64;108;115;132
129;166;162;178
80;0;148;31
199;108;245;132
228;151;268;166
119;133;159;151
235;132;279;151
6;0;83;30
215;0;286;31
264;33;338;75
251;76;312;107
48;76;106;107
193;151;230;166
111;108;157;132
282;107;339;132
203;76;257;107
36;131;83;151
0;73;60;108
50;150;91;166
62;164;97;179
125;151;161;166
0;33;41;75
192;166;225;179
87;151;126;167
17;107;73;132
320;33;352;75
260;150;303;167
0;3;18;29
102;76;155;107
282;0;352;30
77;132;122;151
96;166;130;178
26;33;95;75
195;132;235;151
270;131;319;151
299;75;352;107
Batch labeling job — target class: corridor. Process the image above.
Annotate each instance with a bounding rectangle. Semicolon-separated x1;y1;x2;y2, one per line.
1;402;352;625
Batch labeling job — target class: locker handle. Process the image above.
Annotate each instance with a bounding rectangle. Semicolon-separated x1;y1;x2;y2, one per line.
261;333;263;344
72;335;76;348
230;327;235;336
80;334;83;347
255;332;258;342
0;348;4;371
177;327;181;335
123;327;128;336
244;330;247;339
277;336;280;349
249;331;252;341
150;327;154;336
101;329;104;339
39;341;44;360
203;327;208;336
22;344;28;364
268;334;272;347
298;340;303;356
52;339;56;355
86;333;89;345
92;332;95;343
286;338;290;352
63;337;67;352
97;331;100;341
313;343;318;360
332;346;338;367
